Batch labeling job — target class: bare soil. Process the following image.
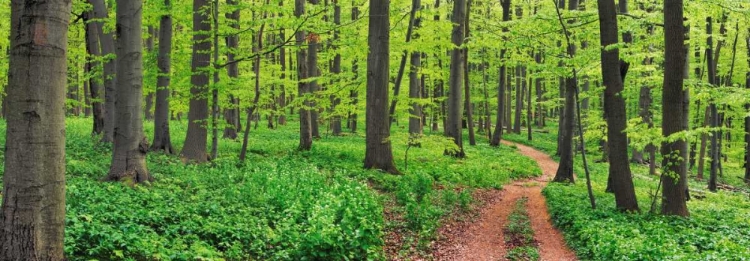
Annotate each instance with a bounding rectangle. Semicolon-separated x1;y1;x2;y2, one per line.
429;141;577;261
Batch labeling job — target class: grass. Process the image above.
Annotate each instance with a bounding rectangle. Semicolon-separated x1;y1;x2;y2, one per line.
504;122;750;260
503;197;539;261
0;117;541;260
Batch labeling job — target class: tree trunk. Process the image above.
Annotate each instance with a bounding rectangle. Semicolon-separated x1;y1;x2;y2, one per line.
89;0;117;143
239;25;265;162
278;2;288;126
330;0;343;136
106;0;152;183
1;1;70;258
363;0;399;174
745;31;750;184
706;17;719;192
661;0;689;217
446;0;467;157
151;0;174;154
490;0;510;146
223;0;241;139
554;0;578;183
84;10;105;135
144;26;156;121
210;0;220;160
598;0;639;212
514;66;522;134
408;0;423;135
181;0;212;163
464;0;475;145
296;0;313;150
388;0;421;126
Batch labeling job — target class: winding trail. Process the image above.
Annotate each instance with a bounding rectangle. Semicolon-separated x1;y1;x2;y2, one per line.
431;141;577;261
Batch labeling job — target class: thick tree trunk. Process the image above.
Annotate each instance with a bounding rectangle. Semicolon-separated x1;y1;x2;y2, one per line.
84;10;105;135
106;0;152;183
446;0;467;157
490;0;510;146
151;0;174;154
181;0;212;163
363;0;399;174
0;1;70;259
597;0;639;212
223;0;241;139
661;0;689;217
554;0;578;183
89;0;117;143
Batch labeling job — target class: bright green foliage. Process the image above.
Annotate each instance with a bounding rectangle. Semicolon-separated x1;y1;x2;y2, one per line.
510;125;750;260
0;118;539;259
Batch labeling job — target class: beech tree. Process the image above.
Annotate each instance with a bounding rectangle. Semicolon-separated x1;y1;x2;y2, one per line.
363;0;398;174
553;0;578;183
152;0;175;154
597;0;639;212
182;0;212;162
0;0;71;258
661;0;689;217
446;0;467;157
89;0;117;143
106;0;152;183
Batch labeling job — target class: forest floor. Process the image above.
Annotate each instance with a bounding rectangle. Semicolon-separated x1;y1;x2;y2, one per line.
429;141;577;261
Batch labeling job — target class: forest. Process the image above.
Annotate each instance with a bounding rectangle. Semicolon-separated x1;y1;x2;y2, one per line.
1;0;750;260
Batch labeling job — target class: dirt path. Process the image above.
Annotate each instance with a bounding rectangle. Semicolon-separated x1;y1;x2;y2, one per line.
431;141;577;261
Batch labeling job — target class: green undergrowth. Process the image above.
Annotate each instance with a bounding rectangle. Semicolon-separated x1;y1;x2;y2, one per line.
0;117;541;260
505;123;750;260
504;197;539;261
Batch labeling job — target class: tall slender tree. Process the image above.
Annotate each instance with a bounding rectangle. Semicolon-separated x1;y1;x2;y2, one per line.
0;1;71;258
446;0;467;157
364;0;399;174
554;0;578;183
106;0;152;183
223;0;241;139
661;0;689;217
83;10;105;135
409;0;424;135
745;31;750;185
490;0;511;146
182;0;212;162
89;0;117;142
152;0;175;154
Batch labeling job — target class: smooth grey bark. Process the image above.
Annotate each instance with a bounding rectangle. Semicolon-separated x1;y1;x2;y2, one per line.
0;1;70;259
181;0;212;163
490;0;510;146
223;0;241;139
144;26;156;121
84;10;105;135
106;0;152;183
554;0;578;183
409;0;423;135
330;0;343;135
363;0;399;174
597;0;639;212
446;0;467;157
89;0;117;143
278;1;288;126
464;0;475;145
661;0;689;217
388;0;421;125
706;17;719;192
211;0;220;160
151;0;175;154
348;6;360;133
296;0;313;150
